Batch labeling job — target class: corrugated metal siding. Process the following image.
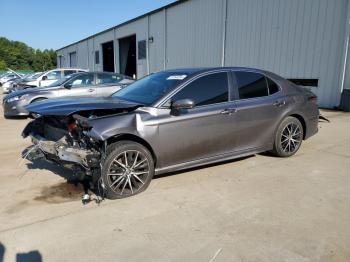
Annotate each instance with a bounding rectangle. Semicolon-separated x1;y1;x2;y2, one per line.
165;0;224;69
225;0;348;108
76;41;88;69
57;0;349;108
149;11;165;72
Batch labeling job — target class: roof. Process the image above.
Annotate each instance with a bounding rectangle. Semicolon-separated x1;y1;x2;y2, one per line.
163;67;269;75
56;0;188;52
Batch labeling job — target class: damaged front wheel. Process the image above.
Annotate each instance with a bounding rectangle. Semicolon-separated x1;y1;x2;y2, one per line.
102;141;154;199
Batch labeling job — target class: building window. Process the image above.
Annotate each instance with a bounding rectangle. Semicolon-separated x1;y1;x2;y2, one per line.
95;51;100;64
287;79;318;87
138;40;147;60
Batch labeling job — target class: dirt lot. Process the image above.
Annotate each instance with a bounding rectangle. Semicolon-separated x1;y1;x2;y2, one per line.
0;95;349;262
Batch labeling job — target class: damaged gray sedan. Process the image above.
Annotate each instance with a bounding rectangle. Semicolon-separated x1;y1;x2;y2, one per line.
22;67;319;199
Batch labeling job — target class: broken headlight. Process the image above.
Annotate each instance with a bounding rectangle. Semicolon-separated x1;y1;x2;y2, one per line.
6;94;29;103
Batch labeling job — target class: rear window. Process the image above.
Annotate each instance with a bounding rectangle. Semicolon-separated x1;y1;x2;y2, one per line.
235;71;268;99
267;77;280;95
97;73;123;85
64;70;77;76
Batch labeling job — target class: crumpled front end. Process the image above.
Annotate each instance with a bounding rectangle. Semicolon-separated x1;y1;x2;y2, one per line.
22;115;101;170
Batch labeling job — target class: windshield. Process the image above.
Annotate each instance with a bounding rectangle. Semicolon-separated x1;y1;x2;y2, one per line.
112;71;188;105
47;73;80;87
29;72;43;80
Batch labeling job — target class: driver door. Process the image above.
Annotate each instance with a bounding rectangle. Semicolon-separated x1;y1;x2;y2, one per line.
59;73;96;97
157;71;239;168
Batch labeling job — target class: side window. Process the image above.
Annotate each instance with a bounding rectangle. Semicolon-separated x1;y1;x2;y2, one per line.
170;72;229;106
235;72;268;99
70;74;94;88
96;73;121;85
267;77;280;95
64;70;76;76
45;70;61;80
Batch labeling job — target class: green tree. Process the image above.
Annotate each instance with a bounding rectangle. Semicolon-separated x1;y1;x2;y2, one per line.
0;37;56;71
0;59;7;70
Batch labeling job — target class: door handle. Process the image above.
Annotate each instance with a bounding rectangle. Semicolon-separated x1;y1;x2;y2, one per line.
88;88;94;92
220;108;237;115
273;100;286;107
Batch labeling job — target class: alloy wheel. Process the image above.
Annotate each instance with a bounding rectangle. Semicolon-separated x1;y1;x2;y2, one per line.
106;150;150;196
280;123;302;154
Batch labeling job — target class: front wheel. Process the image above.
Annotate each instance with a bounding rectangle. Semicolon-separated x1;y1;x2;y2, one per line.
271;116;304;157
101;141;154;199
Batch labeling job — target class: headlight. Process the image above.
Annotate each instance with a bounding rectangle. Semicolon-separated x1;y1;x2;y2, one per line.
6;94;29;103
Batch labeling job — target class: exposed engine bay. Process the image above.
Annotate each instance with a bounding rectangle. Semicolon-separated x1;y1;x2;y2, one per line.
22;108;137;177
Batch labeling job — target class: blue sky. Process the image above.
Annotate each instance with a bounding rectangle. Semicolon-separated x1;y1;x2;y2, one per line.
0;0;175;50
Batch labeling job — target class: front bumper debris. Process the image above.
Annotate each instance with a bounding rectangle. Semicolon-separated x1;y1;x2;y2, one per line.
30;134;100;168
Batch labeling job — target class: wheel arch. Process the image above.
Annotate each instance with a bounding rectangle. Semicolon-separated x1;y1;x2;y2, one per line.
106;134;158;166
30;96;48;104
288;113;307;140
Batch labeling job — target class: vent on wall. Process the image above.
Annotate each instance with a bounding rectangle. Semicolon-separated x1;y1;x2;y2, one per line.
95;51;100;64
288;78;318;87
138;40;147;60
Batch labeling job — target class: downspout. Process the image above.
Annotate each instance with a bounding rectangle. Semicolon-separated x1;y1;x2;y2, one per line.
92;37;95;71
86;40;89;70
339;0;350;94
147;15;150;75
221;0;228;67
113;27;117;73
163;8;167;70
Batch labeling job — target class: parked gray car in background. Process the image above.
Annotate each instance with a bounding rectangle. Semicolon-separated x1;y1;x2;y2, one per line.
23;67;319;199
3;72;134;117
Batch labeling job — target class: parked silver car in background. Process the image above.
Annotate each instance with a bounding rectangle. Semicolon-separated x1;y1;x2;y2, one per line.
3;72;134;117
15;68;87;89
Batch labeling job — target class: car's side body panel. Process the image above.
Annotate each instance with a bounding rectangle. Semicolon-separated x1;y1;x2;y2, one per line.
83;67;318;173
21;67;319;179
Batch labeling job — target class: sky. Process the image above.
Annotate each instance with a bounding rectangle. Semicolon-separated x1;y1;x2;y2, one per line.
0;0;176;50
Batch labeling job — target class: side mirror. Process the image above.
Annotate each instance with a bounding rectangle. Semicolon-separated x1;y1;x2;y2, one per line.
64;83;72;89
170;99;194;115
42;75;48;81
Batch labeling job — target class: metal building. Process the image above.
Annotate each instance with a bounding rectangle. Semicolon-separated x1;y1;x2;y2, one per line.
56;0;350;109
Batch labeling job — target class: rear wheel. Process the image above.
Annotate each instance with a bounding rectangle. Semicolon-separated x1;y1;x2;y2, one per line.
101;141;154;199
271;116;303;157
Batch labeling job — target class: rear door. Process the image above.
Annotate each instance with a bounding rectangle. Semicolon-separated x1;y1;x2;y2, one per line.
231;70;285;151
95;73;123;97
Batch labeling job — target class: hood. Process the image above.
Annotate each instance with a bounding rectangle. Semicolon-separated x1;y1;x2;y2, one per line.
5;86;61;99
25;97;142;116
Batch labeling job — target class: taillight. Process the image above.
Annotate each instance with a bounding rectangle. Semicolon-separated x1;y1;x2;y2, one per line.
308;95;318;105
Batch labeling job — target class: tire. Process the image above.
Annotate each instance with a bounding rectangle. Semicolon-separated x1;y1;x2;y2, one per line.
271;116;304;157
101;141;155;199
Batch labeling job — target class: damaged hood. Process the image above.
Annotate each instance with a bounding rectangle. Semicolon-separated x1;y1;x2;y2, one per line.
25;97;143;116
